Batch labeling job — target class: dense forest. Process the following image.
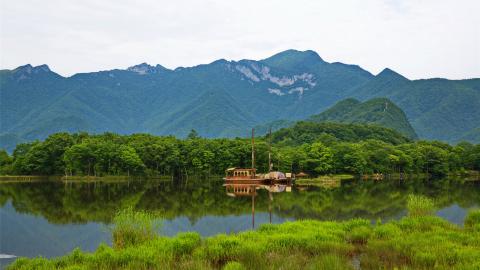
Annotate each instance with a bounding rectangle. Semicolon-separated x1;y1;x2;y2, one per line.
0;122;479;177
251;97;417;139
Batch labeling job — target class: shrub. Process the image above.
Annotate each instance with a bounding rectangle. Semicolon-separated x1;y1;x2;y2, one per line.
407;194;435;217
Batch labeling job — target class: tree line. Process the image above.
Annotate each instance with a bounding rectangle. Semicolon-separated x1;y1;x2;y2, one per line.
0;127;479;177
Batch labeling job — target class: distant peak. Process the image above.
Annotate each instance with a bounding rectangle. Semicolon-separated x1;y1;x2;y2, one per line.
15;64;33;70
260;49;327;71
13;64;51;75
377;68;408;80
35;64;51;72
210;59;229;65
265;49;324;62
127;63;168;75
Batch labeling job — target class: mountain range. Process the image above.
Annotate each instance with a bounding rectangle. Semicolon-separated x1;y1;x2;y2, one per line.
1;49;479;151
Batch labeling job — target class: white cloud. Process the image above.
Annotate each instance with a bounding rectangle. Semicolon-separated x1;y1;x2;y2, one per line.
0;0;478;79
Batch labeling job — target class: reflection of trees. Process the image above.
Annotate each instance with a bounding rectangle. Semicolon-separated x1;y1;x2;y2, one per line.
272;179;480;221
0;179;478;225
0;181;152;224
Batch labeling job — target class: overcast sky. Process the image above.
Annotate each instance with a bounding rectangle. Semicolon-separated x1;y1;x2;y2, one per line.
0;0;479;79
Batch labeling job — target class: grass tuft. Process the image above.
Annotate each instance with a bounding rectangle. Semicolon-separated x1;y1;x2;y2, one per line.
110;207;163;249
407;194;435;217
464;209;480;231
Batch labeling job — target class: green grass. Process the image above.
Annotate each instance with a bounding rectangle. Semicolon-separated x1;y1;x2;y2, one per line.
295;174;354;188
8;196;480;270
465;209;480;231
110;207;163;249
407;194;436;217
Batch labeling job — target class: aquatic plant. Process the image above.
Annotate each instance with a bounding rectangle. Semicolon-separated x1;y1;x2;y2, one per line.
110;207;163;249
406;194;435;217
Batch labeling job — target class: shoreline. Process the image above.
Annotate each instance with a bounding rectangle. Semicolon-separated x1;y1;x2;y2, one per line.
1;171;478;183
7;212;480;270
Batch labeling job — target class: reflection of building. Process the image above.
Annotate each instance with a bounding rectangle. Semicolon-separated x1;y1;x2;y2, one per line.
224;182;291;228
225;183;257;197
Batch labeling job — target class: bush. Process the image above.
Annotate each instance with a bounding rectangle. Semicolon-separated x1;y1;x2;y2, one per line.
407;195;435;217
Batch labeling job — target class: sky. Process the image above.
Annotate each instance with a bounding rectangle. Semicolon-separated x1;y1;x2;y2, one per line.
0;0;479;79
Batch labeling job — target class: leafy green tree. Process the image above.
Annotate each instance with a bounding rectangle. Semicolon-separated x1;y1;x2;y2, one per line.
118;145;145;176
300;142;334;175
416;142;449;176
187;129;200;140
0;150;13;174
332;143;367;175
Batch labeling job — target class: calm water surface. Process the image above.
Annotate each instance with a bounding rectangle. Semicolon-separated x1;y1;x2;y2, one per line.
0;178;479;267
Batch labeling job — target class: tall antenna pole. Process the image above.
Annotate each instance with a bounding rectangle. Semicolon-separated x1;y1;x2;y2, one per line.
268;127;272;172
251;128;255;170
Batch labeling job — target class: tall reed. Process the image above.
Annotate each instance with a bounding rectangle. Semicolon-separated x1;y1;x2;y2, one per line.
406;194;435;217
110;207;162;249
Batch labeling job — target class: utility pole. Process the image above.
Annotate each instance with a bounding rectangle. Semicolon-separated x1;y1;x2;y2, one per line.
268;127;272;172
251;128;255;170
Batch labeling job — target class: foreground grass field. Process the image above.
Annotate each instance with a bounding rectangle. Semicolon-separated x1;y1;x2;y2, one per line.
8;197;480;270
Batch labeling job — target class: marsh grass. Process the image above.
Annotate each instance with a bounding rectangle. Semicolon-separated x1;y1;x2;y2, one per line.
407;194;435;217
8;209;480;270
110;207;163;249
465;209;480;231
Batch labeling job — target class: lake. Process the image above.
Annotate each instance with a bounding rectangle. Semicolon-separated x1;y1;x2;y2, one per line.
0;177;479;268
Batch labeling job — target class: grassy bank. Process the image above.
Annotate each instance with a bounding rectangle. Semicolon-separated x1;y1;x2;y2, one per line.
0;175;62;183
8;197;480;270
0;175;176;183
295;174;354;188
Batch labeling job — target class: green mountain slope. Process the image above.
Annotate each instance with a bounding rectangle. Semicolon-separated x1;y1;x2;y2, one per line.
149;90;258;138
350;69;480;142
271;121;411;146
309;98;418;139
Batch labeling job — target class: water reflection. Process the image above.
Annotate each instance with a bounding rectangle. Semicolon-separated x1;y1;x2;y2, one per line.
224;183;292;228
0;178;478;263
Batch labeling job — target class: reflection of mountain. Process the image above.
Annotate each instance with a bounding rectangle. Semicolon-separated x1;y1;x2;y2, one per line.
0;179;478;225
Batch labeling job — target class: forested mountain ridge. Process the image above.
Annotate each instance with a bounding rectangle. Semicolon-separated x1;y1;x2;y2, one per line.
309;98;418;139
1;49;479;152
349;69;480;141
